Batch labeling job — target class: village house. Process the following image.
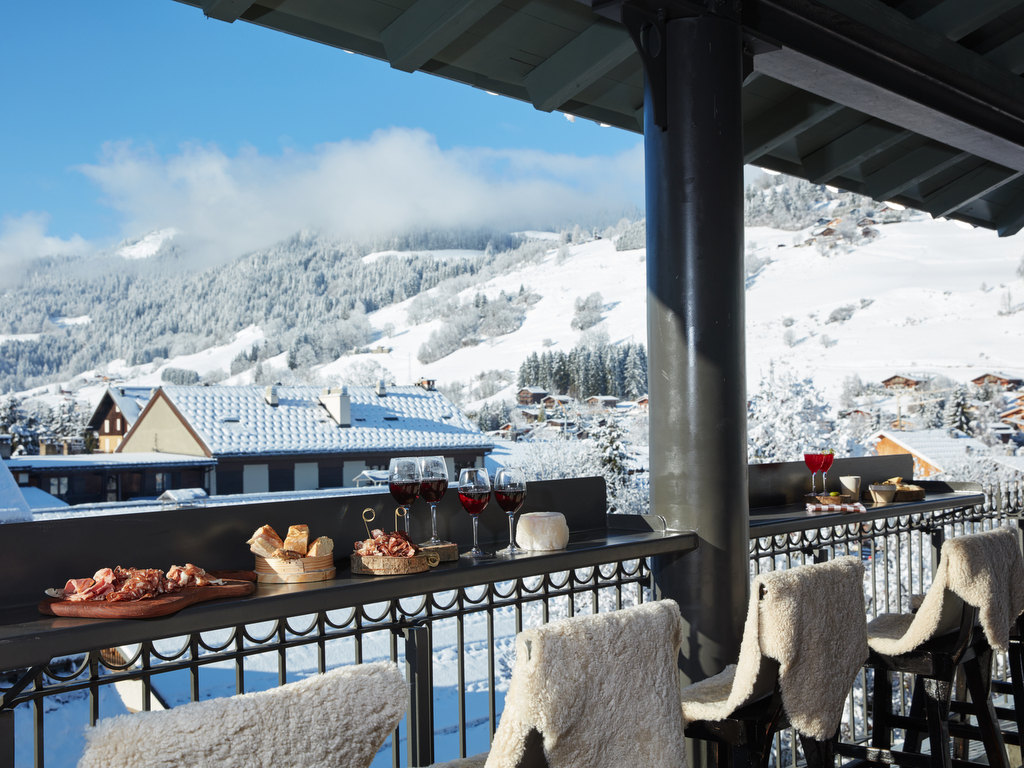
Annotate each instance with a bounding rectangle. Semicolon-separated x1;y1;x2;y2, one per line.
971;372;1023;390
540;394;572;409
116;384;492;495
516;387;547;405
586;395;620;409
87;387;155;453
871;428;992;477
881;374;931;390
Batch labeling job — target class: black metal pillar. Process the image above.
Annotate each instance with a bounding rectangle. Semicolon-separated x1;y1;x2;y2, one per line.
641;13;749;687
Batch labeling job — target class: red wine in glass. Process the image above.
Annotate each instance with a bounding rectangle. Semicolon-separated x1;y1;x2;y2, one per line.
496;490;526;513
820;452;835;492
420;478;448;503
389;481;420;506
458;490;490;516
803;452;822;494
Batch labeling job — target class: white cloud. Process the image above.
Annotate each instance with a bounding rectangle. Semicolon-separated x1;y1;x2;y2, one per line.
74;128;645;265
0;212;90;279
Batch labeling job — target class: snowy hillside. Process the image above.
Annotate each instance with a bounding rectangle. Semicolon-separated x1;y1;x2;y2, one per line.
8;212;1024;417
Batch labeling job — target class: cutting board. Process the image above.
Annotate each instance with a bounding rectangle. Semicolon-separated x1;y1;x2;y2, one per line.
38;571;257;620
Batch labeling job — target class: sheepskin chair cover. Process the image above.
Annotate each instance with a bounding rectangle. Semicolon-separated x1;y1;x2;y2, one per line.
77;661;405;768
480;599;687;768
680;556;867;741
867;525;1024;656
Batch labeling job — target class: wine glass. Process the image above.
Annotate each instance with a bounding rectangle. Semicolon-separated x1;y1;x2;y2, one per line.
388;457;421;533
820;451;835;494
457;468;491;558
803;452;822;495
494;467;526;557
418;456;449;546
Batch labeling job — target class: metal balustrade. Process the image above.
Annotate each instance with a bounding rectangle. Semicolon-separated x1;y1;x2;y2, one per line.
2;476;1022;767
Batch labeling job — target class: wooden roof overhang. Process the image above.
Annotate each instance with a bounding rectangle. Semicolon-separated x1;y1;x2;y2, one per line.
173;0;1024;236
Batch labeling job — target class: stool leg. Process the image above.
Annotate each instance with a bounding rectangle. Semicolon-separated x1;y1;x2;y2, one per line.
799;735;835;768
923;677;953;768
1010;625;1024;744
964;651;1010;768
873;668;894;751
904;675;927;753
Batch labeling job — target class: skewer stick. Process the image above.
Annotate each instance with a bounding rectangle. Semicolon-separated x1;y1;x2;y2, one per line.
362;508;376;539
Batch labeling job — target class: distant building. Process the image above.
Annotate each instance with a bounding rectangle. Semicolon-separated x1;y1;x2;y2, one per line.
871;428;991;477
586;395;620;409
541;394;572;409
971;373;1023;390
88;387;154;453
117;384;492;495
517;387;547;405
881;375;929;390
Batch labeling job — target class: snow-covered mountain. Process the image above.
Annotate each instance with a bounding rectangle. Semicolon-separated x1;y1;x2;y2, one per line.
8;212;1024;419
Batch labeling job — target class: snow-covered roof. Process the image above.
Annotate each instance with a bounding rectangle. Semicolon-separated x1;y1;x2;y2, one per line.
20;486;69;510
0;461;32;522
871;428;991;473
519;387;547;394
991;455;1024;476
156;385;492;458
88;386;154;429
4;452;216;471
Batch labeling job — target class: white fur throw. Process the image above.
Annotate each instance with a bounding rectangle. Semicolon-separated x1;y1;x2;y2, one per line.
77;662;405;768
867;526;1024;656
479;599;687;768
680;556;868;741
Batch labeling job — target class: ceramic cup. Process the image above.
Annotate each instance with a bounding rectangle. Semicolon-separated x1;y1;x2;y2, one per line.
840;475;861;501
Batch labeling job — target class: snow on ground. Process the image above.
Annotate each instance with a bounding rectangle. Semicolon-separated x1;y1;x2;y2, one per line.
0;333;42;343
50;315;90;327
361;248;485;264
116;228;177;260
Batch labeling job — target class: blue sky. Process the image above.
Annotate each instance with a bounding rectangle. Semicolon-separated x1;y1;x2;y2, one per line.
1;1;647;265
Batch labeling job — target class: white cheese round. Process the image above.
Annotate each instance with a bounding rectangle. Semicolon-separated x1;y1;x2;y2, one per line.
516;512;569;551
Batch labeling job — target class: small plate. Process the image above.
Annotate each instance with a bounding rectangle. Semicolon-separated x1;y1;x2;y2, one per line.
44;588;64;599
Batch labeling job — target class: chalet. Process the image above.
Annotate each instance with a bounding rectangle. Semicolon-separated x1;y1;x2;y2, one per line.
541;394;572;409
971;373;1023;390
88;387;154;453
116;384;492;495
5;452;216;506
415;378;436;391
517;387;547;405
636;395;649;408
586;395;620;409
881;374;929;390
871;428;991;477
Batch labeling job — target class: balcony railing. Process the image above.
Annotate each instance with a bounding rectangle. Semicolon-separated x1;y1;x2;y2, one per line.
2;467;1022;768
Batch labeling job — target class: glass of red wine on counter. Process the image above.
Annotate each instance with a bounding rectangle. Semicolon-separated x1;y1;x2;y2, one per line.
418;455;449;546
388;457;421;533
494;467;527;557
457;468;491;558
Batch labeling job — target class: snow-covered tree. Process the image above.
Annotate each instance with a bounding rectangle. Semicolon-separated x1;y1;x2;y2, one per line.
747;365;833;463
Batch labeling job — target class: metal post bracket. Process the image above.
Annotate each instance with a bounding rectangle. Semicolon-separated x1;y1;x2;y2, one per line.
622;4;670;130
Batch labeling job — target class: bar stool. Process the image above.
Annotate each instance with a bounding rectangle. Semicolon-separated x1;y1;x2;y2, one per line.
428;599;689;768
77;661;406;768
681;556;868;768
836;526;1024;768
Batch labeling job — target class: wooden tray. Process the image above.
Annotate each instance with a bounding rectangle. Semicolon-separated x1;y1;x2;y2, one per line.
39;574;256;620
418;541;459;563
351;551;440;576
894;488;926;501
255;554;335;584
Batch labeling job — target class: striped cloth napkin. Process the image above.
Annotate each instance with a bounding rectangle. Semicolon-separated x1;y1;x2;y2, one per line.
806;502;867;513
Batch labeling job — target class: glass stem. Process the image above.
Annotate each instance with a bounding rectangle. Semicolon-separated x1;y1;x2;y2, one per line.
812;472;817;494
472;517;480;551
822;471;828;493
431;503;439;540
507;513;515;550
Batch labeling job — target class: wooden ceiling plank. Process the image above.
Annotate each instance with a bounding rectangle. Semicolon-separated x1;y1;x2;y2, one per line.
743;92;846;165
381;0;504;73
984;31;1024;75
915;0;1024;41
801;120;914;184
923;164;1023;217
523;21;634;112
865;144;973;199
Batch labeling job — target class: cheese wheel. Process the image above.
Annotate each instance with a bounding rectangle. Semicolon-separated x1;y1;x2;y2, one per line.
516;512;569;551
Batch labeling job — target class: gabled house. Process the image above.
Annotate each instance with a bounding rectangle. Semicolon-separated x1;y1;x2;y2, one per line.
871;428;991;477
586;395;619;409
117;384;492;495
517;387;547;405
881;374;930;390
971;373;1023;390
88;387;155;453
541;394;572;409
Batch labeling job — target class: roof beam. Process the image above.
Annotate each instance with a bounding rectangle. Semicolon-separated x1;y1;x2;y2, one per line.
995;192;1024;236
523;21;634;113
201;0;252;23
380;0;503;74
922;163;1023;217
984;32;1024;75
864;144;973;199
743;92;846;165
800;119;913;184
915;0;1024;41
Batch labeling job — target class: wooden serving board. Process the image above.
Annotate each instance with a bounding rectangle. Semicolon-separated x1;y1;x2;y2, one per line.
350;551;440;575
254;568;336;584
894;488;926;501
38;574;256;620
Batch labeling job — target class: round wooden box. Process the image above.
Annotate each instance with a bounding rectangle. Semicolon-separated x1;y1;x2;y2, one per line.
350;551;441;576
255;554;336;584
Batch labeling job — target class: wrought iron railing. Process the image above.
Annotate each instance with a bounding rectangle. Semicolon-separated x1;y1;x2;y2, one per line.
750;480;1024;768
